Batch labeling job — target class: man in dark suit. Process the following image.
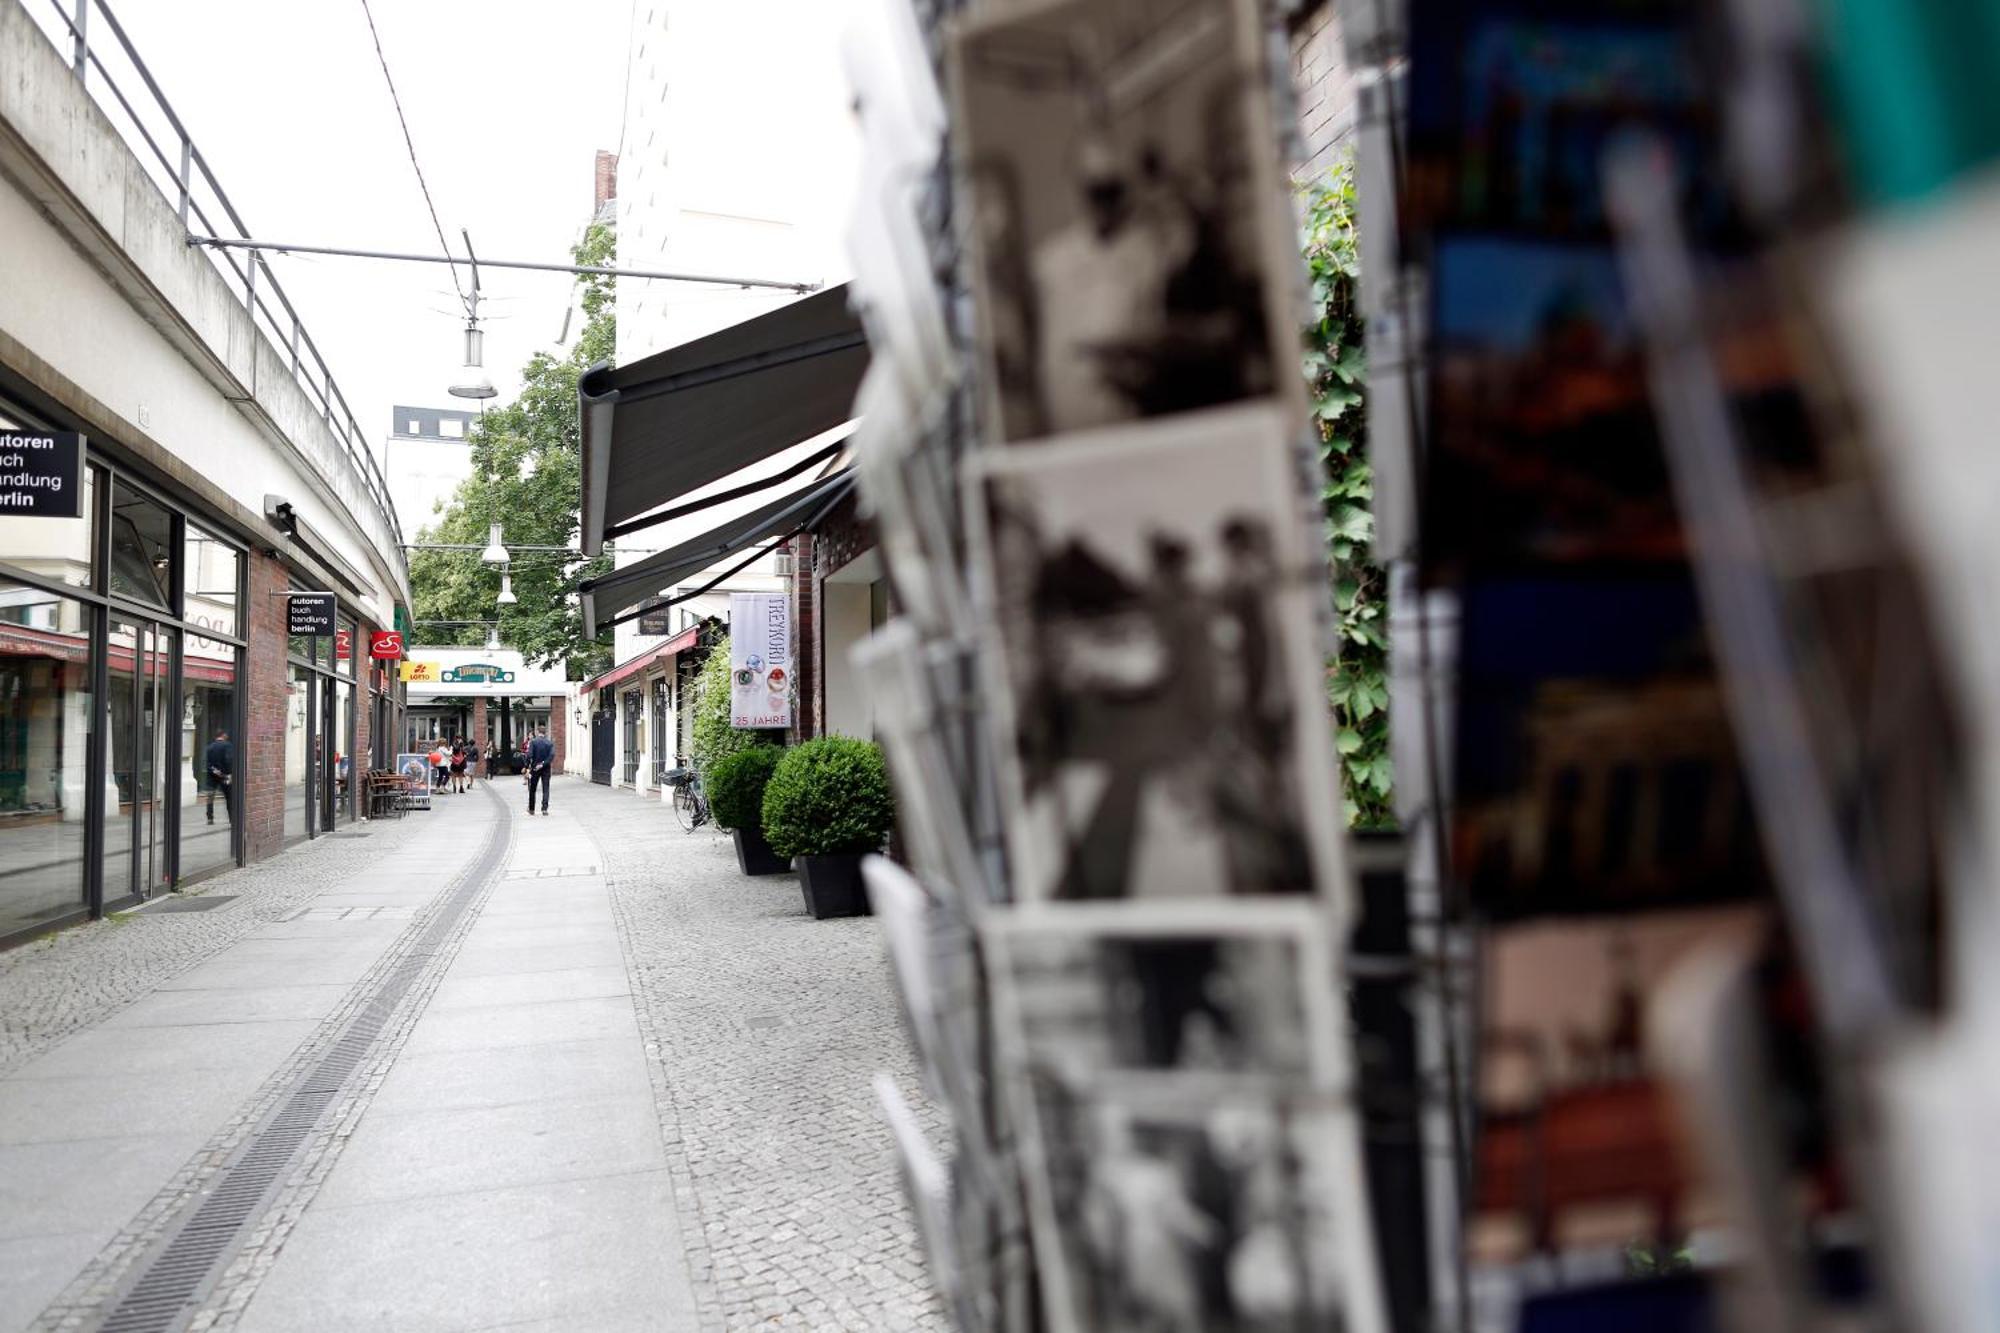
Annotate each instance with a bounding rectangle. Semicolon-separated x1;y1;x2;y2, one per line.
203;729;233;827
526;727;555;816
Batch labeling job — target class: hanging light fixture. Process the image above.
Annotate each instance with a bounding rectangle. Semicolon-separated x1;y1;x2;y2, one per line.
448;237;498;401
480;521;510;566
447;323;497;401
496;567;518;606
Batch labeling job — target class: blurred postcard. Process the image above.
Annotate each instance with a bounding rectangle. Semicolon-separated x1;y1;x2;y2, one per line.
966;405;1350;908
1451;574;1769;920
951;0;1302;442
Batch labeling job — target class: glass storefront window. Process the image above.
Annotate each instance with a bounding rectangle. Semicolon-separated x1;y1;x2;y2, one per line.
184;525;240;639
0;465;95;591
107;482;174;609
332;681;353;827
0;579;92;937
182;631;238;880
285;663;311;843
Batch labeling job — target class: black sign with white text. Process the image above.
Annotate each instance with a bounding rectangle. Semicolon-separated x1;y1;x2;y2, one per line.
637;600;673;637
0;432;85;518
286;593;337;636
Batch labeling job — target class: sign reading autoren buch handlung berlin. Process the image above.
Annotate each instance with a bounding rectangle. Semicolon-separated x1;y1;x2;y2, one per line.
286;593;336;637
0;432;85;518
729;592;792;729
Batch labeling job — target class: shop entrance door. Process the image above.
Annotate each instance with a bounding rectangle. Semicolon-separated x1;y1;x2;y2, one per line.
590;710;614;785
621;690;641;786
104;617;177;904
317;678;336;834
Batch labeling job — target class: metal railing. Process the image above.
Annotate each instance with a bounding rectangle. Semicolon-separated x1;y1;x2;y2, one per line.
27;0;406;552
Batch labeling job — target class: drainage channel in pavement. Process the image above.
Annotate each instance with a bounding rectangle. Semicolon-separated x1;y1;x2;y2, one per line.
87;784;510;1333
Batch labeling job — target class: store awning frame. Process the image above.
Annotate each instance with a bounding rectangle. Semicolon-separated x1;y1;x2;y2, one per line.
579;623;702;696
578;284;868;556
578;470;857;638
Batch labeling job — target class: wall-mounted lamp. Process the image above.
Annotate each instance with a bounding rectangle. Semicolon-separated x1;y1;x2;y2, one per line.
772;543;795;579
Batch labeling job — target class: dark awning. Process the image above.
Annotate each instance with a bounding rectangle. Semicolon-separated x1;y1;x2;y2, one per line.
578;284;869;556
578;470;857;637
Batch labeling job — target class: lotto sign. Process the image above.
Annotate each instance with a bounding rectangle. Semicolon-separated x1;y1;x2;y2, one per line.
369;631;404;660
729;592;792;729
399;660;439;683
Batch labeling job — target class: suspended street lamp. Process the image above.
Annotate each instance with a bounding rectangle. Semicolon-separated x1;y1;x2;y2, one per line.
447;322;497;401
479;521;510;567
447;229;498;401
495;567;518;606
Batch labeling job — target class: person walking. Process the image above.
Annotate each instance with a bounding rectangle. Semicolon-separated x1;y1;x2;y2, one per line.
449;740;468;794
464;737;481;787
428;740;449;792
525;726;555;816
202;728;234;827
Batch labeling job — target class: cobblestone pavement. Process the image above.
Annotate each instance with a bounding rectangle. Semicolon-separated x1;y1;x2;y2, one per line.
577;782;950;1333
0;777;950;1332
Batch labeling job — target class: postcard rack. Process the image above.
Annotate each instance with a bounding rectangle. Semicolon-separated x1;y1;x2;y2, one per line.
844;1;1460;1331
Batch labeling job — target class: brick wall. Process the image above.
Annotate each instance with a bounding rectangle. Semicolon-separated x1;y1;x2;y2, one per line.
355;633;374;773
243;549;289;862
1292;2;1358;181
470;697;487;772
550;695;568;772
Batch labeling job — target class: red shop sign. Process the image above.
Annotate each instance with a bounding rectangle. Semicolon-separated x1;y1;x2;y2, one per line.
369;630;405;660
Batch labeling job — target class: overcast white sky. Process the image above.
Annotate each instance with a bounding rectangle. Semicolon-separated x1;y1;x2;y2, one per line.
35;0;632;458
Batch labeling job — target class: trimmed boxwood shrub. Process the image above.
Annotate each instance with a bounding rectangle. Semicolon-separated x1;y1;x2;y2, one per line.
707;745;782;832
760;736;895;858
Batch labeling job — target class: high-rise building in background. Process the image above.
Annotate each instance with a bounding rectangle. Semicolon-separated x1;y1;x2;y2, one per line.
574;0;863;793
383;405;479;537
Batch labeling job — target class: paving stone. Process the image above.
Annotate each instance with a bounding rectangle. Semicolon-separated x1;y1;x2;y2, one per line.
577;783;950;1331
0;780;949;1333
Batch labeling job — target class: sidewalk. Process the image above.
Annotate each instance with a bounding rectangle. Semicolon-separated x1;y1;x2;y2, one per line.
0;777;942;1332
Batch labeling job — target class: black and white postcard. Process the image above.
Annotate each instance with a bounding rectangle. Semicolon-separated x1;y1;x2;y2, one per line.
986;902;1347;1089
1012;1074;1387;1333
952;0;1303;443
854;620;986;901
966;404;1350;908
986;904;1380;1333
874;1073;960;1307
852;364;972;640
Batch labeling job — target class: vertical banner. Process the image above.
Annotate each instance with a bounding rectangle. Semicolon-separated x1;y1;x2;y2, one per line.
729;592;793;729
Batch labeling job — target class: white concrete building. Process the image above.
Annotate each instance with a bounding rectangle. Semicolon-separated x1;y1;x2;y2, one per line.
0;3;410;941
582;0;862;797
383;405;478;537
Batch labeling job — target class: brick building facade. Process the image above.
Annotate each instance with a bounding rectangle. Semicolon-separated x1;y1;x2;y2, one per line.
1292;3;1359;180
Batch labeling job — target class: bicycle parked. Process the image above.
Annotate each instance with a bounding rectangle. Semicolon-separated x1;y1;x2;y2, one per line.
662;761;709;833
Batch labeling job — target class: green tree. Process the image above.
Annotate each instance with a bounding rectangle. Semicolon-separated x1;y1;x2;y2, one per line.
1304;163;1393;828
407;224;617;679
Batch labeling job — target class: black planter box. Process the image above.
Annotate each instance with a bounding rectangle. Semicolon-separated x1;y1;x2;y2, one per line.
797;853;868;919
732;827;790;877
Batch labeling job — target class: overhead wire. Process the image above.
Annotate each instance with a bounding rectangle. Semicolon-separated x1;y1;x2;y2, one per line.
355;0;470;318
